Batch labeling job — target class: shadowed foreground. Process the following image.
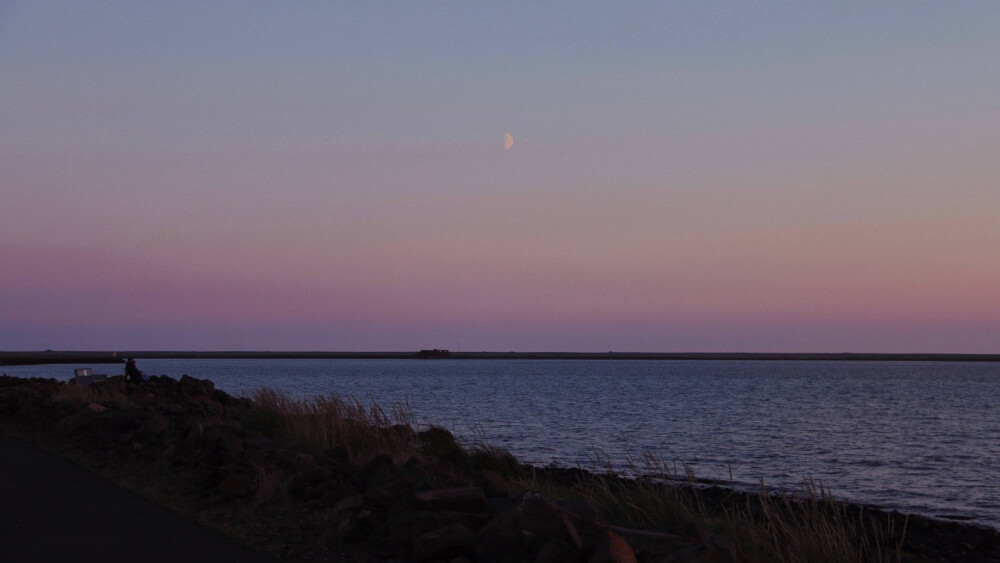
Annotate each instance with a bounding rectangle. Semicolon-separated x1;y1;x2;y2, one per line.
1;374;997;562
0;432;273;562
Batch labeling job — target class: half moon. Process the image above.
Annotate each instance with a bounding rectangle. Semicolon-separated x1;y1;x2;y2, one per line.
503;132;514;150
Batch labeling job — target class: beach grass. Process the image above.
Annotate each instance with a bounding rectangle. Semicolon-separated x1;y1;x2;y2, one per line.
240;388;526;478
518;453;903;562
240;387;421;462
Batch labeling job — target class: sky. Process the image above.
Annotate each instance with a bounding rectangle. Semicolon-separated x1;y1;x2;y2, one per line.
2;2;999;352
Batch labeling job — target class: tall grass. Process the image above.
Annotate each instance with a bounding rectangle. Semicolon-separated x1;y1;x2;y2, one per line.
518;451;903;563
242;387;420;461
242;388;525;477
727;479;905;563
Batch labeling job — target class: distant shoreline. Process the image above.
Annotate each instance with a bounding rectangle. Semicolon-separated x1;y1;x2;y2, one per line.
3;350;1000;366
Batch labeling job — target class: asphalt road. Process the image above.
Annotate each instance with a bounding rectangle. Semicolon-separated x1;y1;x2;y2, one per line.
0;433;274;562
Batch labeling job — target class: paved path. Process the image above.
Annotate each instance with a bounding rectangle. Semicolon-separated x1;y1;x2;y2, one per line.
0;433;275;562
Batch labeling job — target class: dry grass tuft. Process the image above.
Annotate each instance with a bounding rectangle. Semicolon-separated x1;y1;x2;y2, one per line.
518;452;902;563
242;387;421;462
241;388;524;477
727;479;905;563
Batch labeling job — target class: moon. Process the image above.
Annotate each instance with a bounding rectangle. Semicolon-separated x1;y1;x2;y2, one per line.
503;132;514;150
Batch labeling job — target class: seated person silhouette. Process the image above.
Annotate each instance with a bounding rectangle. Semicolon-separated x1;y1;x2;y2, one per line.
125;358;147;383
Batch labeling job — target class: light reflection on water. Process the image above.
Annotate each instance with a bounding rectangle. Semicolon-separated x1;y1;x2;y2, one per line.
6;358;999;529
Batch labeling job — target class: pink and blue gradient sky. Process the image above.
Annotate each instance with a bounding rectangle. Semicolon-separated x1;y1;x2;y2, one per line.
2;3;999;352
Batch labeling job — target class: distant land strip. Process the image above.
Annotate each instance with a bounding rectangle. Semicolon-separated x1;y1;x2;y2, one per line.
3;350;1000;366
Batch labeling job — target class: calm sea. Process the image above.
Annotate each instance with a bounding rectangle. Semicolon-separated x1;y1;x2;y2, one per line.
6;359;999;529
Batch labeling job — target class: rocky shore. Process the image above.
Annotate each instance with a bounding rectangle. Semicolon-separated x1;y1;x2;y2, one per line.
1;374;997;562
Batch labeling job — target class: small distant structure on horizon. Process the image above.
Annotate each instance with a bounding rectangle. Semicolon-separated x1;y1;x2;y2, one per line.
416;349;451;359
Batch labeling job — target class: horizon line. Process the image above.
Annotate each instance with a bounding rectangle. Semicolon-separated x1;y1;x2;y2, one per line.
4;350;1000;366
